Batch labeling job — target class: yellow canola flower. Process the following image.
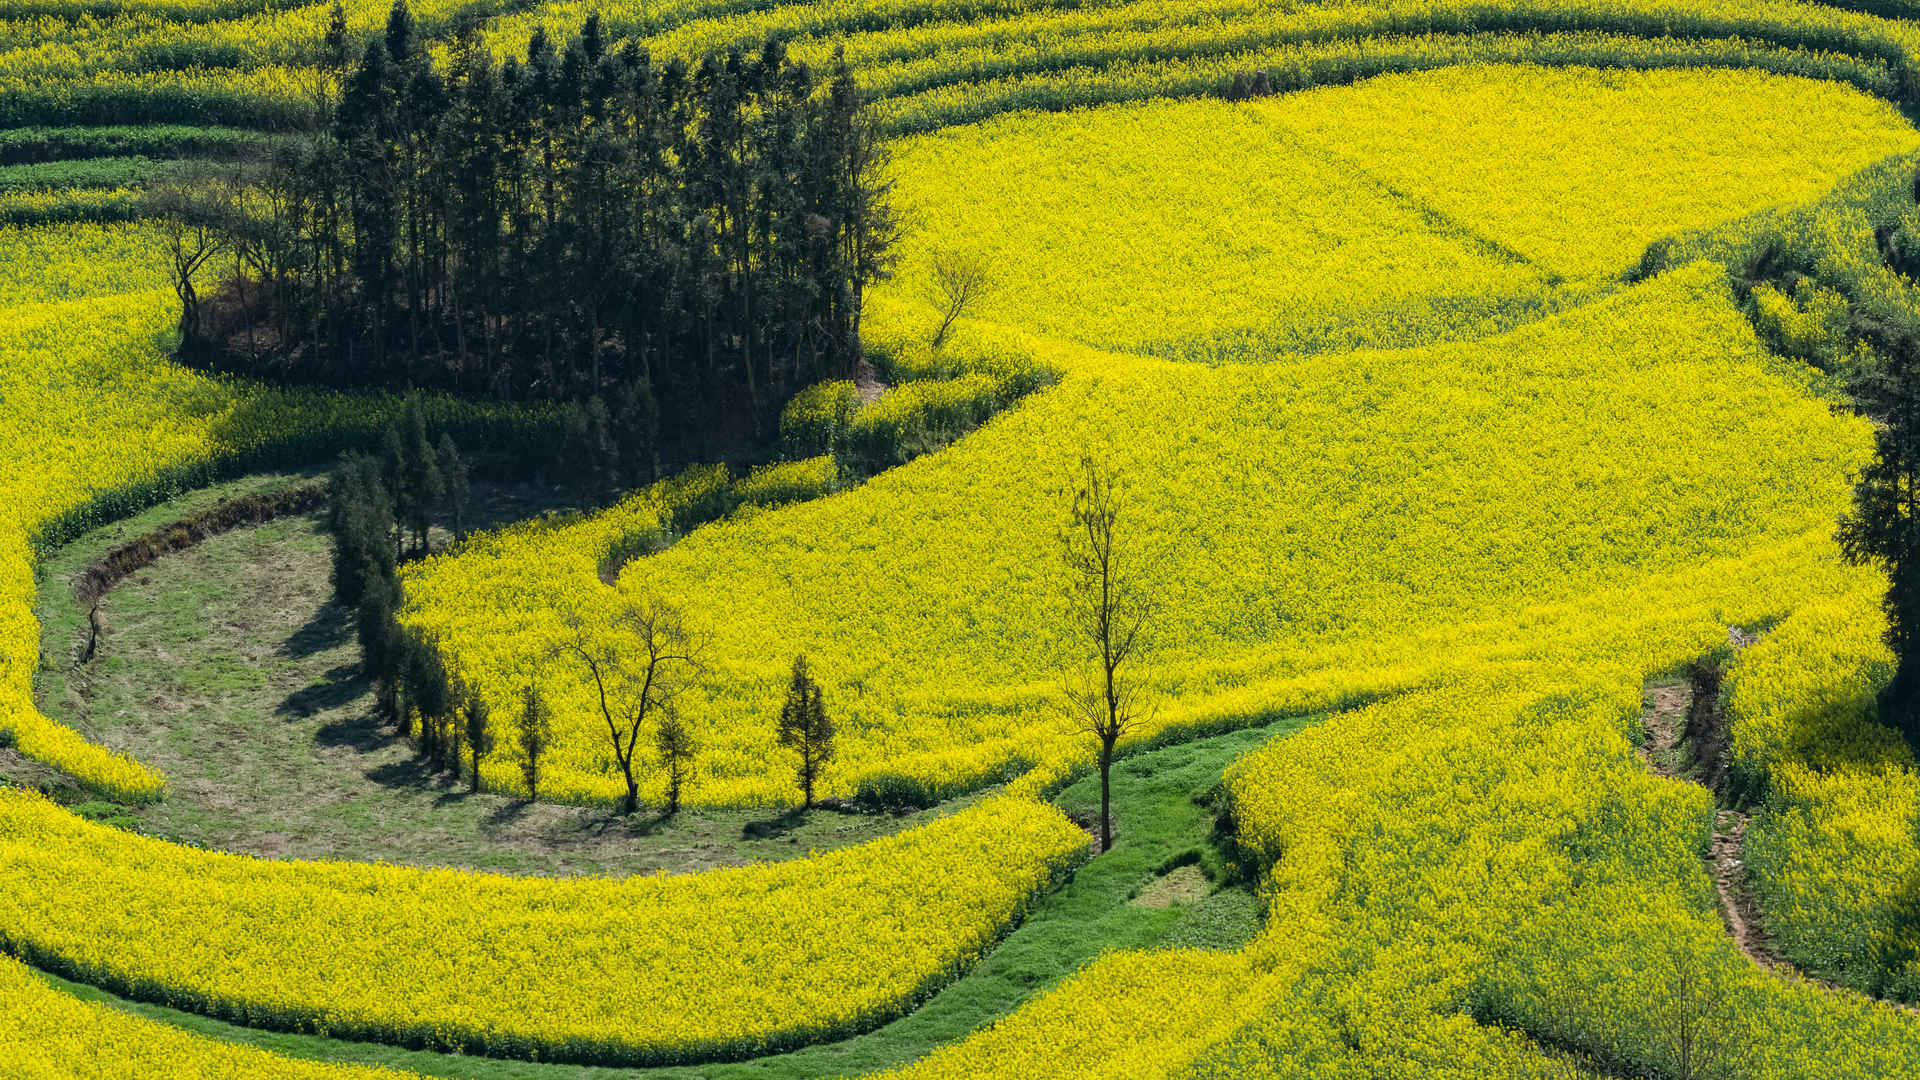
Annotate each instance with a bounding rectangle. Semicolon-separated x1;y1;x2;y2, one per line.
883;66;1915;356
1723;585;1920;998
406;257;1871;809
0;789;1086;1063
0;953;415;1080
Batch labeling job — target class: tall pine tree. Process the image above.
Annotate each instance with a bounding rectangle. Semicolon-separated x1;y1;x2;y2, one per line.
1840;334;1920;748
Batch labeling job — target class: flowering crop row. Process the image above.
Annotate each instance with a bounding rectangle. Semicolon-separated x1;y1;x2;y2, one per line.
0;954;409;1079
0;788;1085;1064
11;0;1920;135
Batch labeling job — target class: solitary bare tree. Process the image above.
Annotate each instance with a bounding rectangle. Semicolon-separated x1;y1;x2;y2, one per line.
146;164;234;339
1651;945;1755;1080
928;249;990;348
556;596;702;814
1059;456;1154;853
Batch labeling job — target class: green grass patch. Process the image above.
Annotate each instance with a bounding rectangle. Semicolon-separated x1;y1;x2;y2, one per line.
26;662;1318;1076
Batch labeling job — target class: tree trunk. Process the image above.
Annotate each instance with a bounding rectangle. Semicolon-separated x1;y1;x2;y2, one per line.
1099;740;1114;853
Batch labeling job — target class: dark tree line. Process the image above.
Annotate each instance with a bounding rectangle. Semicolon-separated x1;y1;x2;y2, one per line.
328;398;479;772
1841;332;1920;750
169;0;894;458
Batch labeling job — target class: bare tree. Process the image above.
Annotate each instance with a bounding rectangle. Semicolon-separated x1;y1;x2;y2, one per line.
145;164;234;339
928;248;990;348
555;596;702;814
1059;456;1154;853
1652;945;1755;1080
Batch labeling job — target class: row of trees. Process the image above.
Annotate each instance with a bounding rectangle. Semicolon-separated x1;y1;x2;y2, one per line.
326;401;481;775
551;599;837;814
323;434;1146;839
161;0;895;455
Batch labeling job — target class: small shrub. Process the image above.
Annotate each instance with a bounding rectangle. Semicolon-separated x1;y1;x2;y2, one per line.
779;380;860;460
735;456;839;510
852;772;941;813
656;463;737;533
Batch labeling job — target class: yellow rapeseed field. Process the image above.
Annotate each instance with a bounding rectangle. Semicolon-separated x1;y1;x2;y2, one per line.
8;0;1920;1067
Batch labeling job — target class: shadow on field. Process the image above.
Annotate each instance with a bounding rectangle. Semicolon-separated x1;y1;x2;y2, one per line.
279;666;371;721
743;807;808;841
282;601;352;660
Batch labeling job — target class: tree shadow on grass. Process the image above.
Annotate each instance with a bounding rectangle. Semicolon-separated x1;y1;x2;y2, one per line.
531;808;676;846
742;807;808;842
363;757;444;790
281;601;353;660
278;667;371;721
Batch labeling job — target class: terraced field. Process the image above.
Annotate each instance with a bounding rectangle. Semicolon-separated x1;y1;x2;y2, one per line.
12;1;1920;1077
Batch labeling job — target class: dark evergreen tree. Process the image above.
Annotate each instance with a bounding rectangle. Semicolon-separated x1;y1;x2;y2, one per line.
323;0;352;84
380;423;409;563
1840;335;1920;748
326;452;395;605
401;399;444;553
402;633;452;748
358;571;402;722
655;705;695;814
438;433;471;541
517;681;551;801
613;376;660;487
776;654;834;808
461;688;492;792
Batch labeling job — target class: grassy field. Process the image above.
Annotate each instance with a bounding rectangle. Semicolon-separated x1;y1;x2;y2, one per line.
27;476;978;876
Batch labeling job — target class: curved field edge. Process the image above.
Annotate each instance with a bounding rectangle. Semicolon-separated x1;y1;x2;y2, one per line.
3;25;1920;1080
0;788;1086;1066
405;67;1914;810
0;953;403;1080
10;710;1325;1079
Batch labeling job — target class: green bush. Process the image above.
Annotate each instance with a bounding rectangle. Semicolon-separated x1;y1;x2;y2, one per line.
779;380;861;460
846;373;1004;475
735;456;839;510
852;772;942;813
656;463;737;534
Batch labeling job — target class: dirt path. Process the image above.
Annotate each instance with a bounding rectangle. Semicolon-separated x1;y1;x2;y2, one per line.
1640;676;1791;975
1640;666;1920;1015
855;358;889;404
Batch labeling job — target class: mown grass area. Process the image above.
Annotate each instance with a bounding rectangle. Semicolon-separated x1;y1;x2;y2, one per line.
28;708;1312;1077
0;154;174;193
23;473;995;877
